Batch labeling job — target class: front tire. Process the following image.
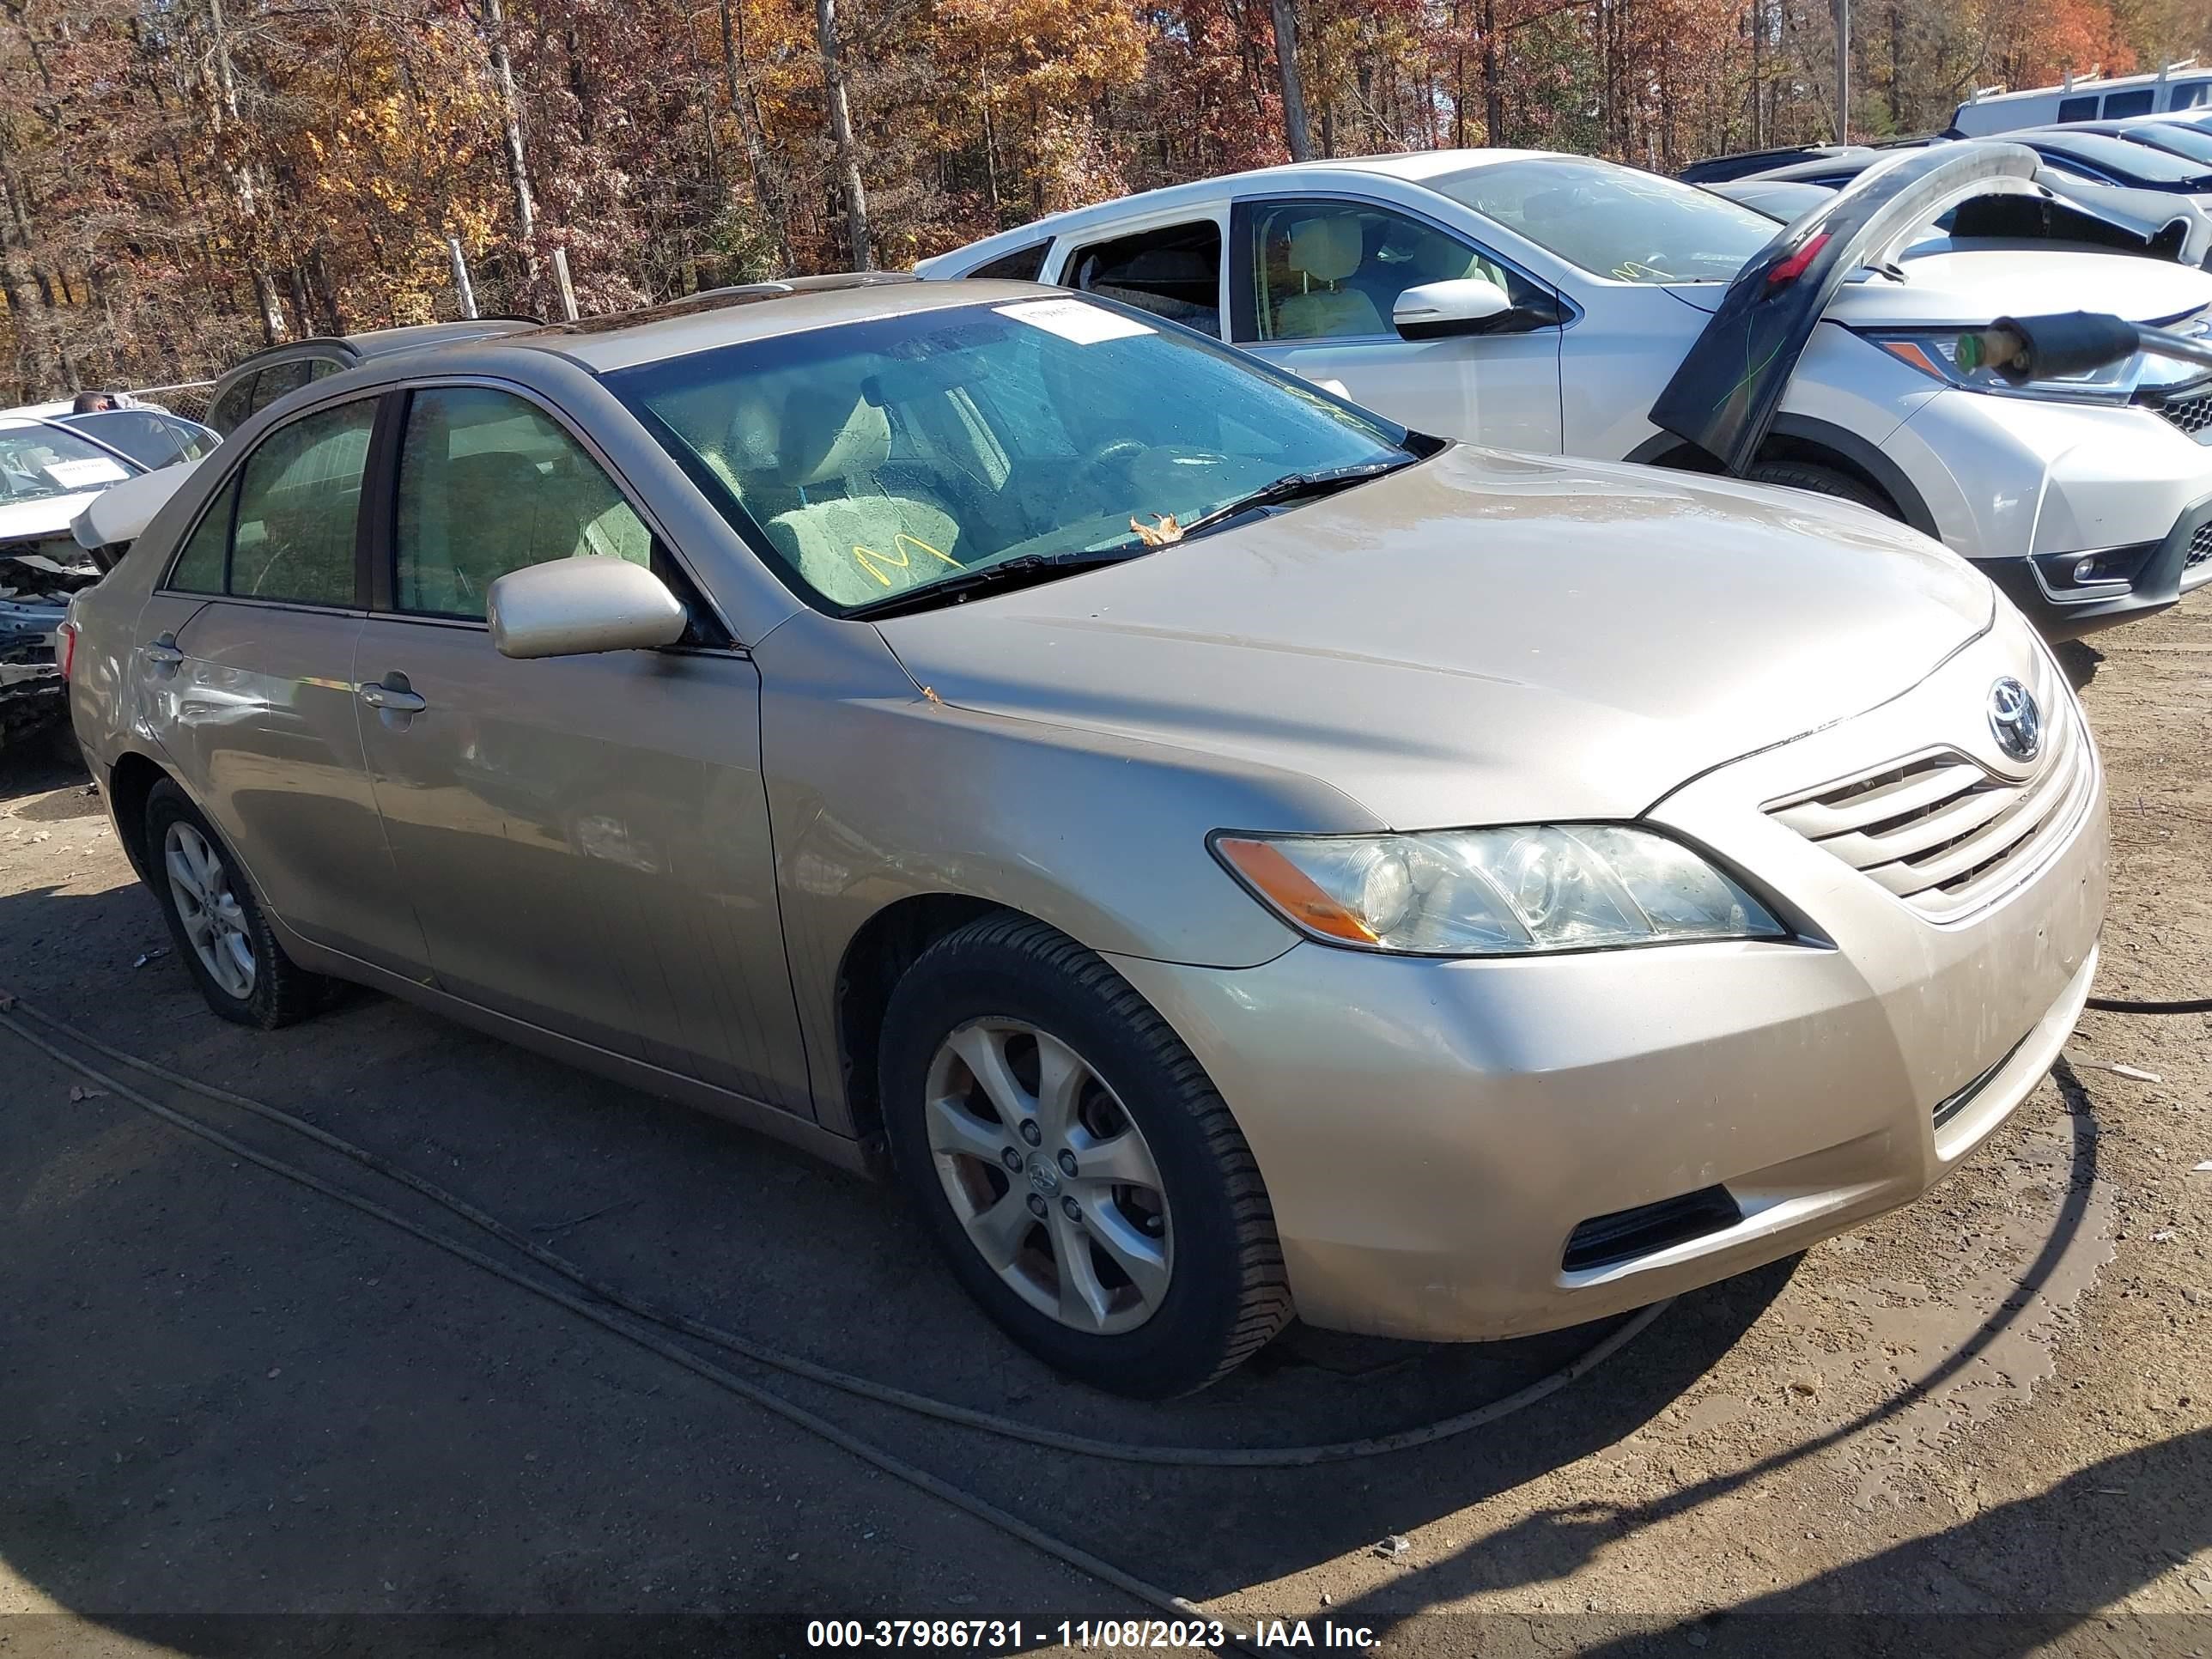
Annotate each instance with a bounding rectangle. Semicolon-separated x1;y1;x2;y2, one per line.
1744;459;1901;519
879;915;1292;1398
144;780;332;1030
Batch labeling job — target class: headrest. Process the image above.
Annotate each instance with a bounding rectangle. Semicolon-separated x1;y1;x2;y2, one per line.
1413;235;1478;283
444;448;544;506
1287;216;1364;283
777;388;890;487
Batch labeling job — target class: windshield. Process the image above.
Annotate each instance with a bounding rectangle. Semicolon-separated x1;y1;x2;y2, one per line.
1426;156;1779;283
56;410;217;472
609;298;1412;612
0;423;133;506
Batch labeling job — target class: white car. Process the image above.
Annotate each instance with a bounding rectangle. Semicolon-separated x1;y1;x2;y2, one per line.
921;144;2212;638
0;410;216;750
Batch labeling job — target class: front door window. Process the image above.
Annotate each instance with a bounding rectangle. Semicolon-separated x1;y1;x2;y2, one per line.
1242;201;1549;343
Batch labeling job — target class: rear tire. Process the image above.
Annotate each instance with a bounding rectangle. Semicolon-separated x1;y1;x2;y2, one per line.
144;779;332;1030
1744;459;1901;520
879;915;1292;1398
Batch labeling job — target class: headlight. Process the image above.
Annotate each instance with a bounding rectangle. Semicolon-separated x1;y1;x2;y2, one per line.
1863;316;2211;405
1212;825;1787;957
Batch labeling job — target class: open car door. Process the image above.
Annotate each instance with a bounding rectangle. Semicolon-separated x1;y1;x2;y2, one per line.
1650;143;2046;475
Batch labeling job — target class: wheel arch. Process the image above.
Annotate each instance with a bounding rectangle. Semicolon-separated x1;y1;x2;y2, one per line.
833;892;1020;1148
1629;416;1941;539
104;748;174;884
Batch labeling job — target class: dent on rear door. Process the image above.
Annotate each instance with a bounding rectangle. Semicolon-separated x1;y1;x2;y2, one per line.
147;599;428;974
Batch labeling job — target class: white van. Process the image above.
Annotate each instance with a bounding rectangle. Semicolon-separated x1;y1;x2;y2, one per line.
1952;66;2212;137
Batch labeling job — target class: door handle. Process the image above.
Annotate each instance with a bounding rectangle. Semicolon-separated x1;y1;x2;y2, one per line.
358;675;428;714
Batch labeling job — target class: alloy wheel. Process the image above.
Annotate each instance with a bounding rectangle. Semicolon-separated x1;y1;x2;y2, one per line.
163;820;256;1000
922;1018;1173;1334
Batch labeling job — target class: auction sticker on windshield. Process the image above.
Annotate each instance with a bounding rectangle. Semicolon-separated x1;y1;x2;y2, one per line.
43;458;131;489
994;297;1155;344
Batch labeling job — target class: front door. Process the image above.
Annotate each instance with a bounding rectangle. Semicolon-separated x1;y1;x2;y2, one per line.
139;394;428;975
1230;197;1565;453
351;384;811;1115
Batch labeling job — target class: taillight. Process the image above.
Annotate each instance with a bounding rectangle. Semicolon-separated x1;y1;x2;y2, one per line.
56;618;78;682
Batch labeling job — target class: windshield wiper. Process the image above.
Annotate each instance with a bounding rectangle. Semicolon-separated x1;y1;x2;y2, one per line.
847;548;1140;620
1173;459;1409;540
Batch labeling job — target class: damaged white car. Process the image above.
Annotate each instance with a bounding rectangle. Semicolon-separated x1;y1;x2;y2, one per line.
1;411;213;753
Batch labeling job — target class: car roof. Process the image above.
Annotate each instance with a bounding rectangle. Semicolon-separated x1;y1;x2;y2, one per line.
504;272;1055;374
920;148;1566;273
222;319;541;379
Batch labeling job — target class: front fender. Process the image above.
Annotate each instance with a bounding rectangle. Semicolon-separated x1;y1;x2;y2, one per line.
755;609;1376;1125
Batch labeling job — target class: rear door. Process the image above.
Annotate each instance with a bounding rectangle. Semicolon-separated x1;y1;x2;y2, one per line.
138;392;429;974
1228;194;1565;451
350;382;811;1112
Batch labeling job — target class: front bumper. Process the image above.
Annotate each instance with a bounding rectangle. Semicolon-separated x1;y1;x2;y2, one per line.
1110;621;2107;1342
1889;389;2212;640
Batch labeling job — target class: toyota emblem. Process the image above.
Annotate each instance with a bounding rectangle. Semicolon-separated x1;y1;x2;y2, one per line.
1987;677;2042;763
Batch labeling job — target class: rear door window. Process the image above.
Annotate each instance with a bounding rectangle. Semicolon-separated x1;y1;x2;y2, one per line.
965;241;1053;282
1062;221;1224;337
227;400;375;605
207;375;256;435
248;359;313;416
165;477;238;593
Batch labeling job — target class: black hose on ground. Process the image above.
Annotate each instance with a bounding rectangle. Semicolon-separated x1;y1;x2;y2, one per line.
2083;994;2212;1014
0;993;1667;1468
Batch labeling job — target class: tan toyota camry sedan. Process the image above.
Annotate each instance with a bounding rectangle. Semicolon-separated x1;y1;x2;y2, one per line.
64;275;2106;1397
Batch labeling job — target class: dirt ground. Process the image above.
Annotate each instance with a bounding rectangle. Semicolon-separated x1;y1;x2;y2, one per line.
0;594;2208;1659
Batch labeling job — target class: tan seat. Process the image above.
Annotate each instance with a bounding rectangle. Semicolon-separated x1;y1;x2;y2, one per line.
764;388;962;607
1273;217;1385;340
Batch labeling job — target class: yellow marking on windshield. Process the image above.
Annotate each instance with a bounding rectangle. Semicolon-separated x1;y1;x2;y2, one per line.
853;533;962;587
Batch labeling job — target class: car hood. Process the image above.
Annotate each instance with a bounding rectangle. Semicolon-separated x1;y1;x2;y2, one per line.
1819;246;2212;325
872;447;1993;830
0;491;104;548
72;456;201;550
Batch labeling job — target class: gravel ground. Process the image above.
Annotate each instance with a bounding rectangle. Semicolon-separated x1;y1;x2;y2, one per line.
0;593;2207;1658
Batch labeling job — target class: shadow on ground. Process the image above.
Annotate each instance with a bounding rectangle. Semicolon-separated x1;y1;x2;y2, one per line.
1322;1425;2212;1656
0;859;1797;1650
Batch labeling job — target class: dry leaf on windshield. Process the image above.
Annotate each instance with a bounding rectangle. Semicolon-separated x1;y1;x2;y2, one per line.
1129;513;1184;547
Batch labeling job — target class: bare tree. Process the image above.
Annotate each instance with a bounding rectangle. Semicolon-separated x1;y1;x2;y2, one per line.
719;0;791;273
815;0;872;270
1269;0;1315;161
471;0;539;291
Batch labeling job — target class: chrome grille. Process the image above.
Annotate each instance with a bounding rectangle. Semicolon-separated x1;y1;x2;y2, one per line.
2188;523;2212;569
2157;392;2212;440
1766;693;2092;921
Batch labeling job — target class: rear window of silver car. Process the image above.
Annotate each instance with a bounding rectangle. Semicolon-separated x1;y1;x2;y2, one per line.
609;300;1410;613
1427;156;1778;283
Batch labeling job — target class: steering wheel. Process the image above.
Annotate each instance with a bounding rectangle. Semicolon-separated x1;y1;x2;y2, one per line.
1079;438;1148;481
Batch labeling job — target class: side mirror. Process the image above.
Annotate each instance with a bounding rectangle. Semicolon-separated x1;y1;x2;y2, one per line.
488;557;688;659
1393;277;1516;340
